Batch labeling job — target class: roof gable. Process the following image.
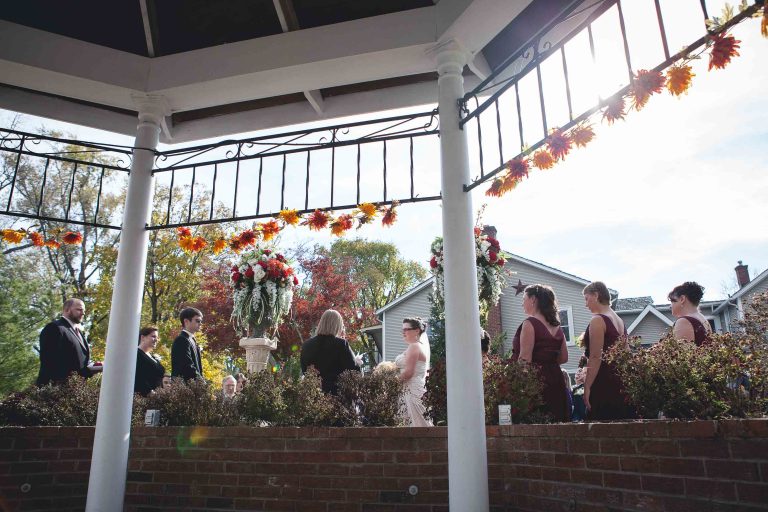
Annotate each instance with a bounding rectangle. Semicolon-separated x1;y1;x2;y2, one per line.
627;305;674;334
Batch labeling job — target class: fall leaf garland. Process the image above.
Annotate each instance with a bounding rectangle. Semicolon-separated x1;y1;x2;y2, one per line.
174;202;400;254
484;3;760;199
1;228;85;248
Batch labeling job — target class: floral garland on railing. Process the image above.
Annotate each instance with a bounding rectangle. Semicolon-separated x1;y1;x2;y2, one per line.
486;2;767;199
430;226;510;310
176;201;399;255
1;228;83;249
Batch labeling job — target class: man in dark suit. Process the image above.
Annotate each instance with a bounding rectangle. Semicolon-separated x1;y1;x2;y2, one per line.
171;307;204;380
37;298;101;386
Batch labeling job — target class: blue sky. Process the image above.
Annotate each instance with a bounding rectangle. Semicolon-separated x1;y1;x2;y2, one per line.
2;9;766;305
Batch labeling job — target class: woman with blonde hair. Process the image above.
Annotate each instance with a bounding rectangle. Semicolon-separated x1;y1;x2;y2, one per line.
395;317;432;426
582;281;634;421
300;309;360;395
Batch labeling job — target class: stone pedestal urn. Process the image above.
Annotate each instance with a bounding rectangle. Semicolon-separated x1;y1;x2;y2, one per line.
239;337;277;373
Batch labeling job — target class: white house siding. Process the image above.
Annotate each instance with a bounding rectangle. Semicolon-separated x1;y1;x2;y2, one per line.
744;280;768;305
630;314;671;344
499;261;591;354
616;311;641;330
382;284;432;361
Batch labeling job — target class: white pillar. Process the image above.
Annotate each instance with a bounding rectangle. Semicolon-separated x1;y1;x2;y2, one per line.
86;95;167;512
430;39;489;511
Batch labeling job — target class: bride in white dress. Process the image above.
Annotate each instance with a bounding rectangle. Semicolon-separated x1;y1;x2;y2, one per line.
395;317;433;427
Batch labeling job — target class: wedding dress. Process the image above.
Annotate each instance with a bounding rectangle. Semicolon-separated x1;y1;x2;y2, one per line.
394;336;433;427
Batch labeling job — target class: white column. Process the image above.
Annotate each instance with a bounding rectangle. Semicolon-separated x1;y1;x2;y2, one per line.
430;39;489;511
86;95;167;512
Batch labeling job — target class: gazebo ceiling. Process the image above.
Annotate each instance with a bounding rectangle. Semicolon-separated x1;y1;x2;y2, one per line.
0;0;581;143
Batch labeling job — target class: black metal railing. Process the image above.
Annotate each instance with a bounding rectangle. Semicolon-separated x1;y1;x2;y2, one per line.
0;128;132;229
459;0;760;192
149;110;442;229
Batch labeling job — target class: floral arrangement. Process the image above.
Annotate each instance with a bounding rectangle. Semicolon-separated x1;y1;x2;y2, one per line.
429;226;509;309
1;228;83;249
485;1;766;199
176;201;399;256
230;247;297;337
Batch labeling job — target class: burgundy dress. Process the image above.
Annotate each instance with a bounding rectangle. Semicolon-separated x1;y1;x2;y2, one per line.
677;315;710;346
512;317;569;422
584;314;635;421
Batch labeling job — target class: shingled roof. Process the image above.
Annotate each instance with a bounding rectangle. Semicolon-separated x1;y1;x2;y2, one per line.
614;296;654;311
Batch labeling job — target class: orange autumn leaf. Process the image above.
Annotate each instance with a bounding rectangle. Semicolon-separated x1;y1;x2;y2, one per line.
238;229;258;246
277;209;301;226
45;239;61;249
1;229;25;244
569;123;595;148
666;64;695;96
212;238;227;255
546;129;572;161
176;226;192;238
508;158;529;180
485;178;504;197
304;209;330;231
532;149;555;170
259;220;282;241
62;231;84;245
179;236;196;252
762;8;767;38
602;97;627;124
356;203;378;218
192;237;207;252
229;237;244;254
631;69;665;111
28;231;45;247
709;33;740;70
330;214;354;236
381;202;399;227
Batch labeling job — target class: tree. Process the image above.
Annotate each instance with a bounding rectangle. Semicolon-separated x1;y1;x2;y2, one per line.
322;239;427;312
0;250;60;394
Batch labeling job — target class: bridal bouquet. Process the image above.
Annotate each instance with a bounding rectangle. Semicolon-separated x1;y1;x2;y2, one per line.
230;247;298;337
429;227;509;309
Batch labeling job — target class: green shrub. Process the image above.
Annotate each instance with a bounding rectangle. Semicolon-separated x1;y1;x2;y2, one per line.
278;368;336;426
335;367;404;427
424;356;548;425
238;370;285;425
607;331;768;420
0;375;101;426
141;377;240;426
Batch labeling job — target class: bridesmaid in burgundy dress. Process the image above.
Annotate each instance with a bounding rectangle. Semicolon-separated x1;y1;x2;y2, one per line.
582;281;635;421
669;281;712;346
512;284;569;422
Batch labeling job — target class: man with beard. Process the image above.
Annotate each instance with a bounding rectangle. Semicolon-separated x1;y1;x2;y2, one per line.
37;298;101;385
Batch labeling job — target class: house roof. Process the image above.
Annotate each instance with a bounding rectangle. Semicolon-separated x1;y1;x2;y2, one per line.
626;304;674;334
376;251;603;315
614;296;654;311
714;267;768;314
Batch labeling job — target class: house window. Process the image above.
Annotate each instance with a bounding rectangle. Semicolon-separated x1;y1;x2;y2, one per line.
559;307;573;344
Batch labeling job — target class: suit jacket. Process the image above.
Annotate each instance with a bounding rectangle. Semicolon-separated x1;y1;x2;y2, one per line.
37;318;92;386
171;331;203;380
300;335;360;395
135;348;165;396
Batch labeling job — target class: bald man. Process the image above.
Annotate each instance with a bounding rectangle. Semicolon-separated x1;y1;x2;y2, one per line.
36;298;100;386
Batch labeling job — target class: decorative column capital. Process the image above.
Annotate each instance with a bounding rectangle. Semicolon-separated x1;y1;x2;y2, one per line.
130;94;170;126
426;39;472;77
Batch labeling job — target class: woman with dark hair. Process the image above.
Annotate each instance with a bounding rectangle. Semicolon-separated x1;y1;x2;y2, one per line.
512;285;569;422
300;309;360;395
395;317;432;426
668;281;712;345
135;326;165;396
582;281;635;421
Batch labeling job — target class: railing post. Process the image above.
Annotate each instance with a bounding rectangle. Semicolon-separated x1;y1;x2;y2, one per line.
85;94;167;511
428;38;489;512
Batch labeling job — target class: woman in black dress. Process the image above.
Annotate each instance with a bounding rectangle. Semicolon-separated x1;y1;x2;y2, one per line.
135;326;165;396
300;309;361;395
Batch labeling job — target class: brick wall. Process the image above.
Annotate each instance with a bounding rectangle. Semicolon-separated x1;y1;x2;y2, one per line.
486;302;503;340
1;420;767;511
